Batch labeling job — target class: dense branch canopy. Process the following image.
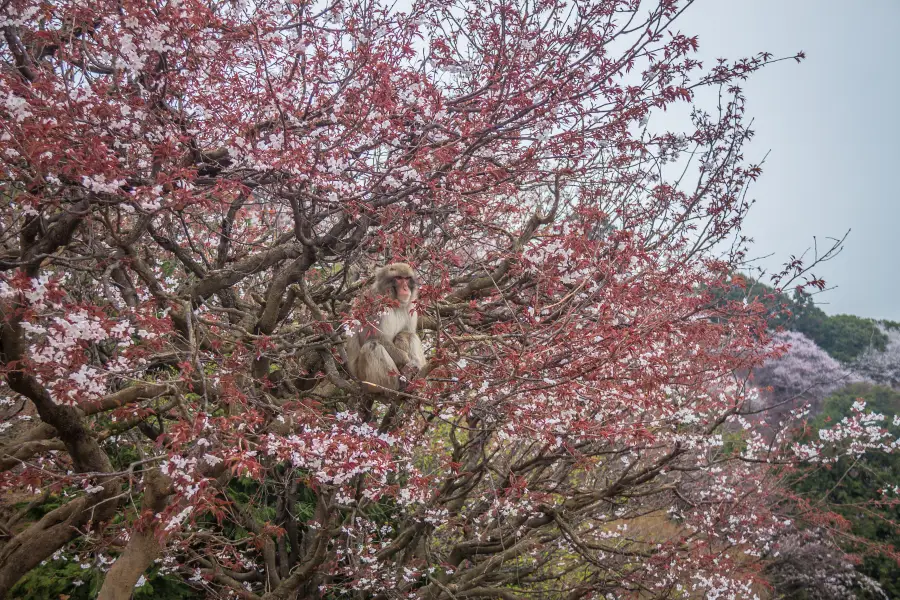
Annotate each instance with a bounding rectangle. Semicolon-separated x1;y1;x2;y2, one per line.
0;1;882;599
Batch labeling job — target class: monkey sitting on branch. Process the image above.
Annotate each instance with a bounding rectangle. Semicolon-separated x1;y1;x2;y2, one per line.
345;263;426;395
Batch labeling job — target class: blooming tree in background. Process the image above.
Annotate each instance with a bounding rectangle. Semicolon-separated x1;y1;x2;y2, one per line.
0;0;890;598
764;529;889;600
855;325;900;390
753;330;868;416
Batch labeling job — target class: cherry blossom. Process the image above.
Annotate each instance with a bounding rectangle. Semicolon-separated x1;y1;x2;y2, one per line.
0;0;879;598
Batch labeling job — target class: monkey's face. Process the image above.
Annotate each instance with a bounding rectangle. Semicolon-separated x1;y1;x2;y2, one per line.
393;276;415;304
375;263;419;306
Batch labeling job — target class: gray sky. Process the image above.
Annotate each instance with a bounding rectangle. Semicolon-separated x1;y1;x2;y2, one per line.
673;0;900;320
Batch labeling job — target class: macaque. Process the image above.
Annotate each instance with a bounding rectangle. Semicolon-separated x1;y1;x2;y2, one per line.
345;263;426;394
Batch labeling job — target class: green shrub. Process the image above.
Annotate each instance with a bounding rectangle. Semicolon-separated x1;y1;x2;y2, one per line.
792;383;900;597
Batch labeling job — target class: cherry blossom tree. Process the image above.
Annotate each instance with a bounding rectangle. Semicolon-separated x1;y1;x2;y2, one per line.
0;0;887;598
752;330;868;417
855;325;900;390
764;529;888;600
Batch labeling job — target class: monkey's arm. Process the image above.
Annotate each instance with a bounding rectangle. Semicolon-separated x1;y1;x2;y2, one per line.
379;338;413;369
393;331;425;370
355;325;410;369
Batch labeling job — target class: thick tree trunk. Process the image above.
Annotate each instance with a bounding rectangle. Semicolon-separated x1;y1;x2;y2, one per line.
98;470;173;600
0;486;118;597
0;312;118;596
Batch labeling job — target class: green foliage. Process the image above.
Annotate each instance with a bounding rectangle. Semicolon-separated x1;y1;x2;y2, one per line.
10;558;104;599
795;313;889;364
132;569;200;600
15;494;65;522
793;383;900;598
295;483;318;522
105;438;142;472
10;557;201;600
712;274;800;330
720;429;748;456
160;259;176;277
815;383;900;428
718;274;888;363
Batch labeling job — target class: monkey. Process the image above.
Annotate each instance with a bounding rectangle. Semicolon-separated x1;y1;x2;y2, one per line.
345;263;426;395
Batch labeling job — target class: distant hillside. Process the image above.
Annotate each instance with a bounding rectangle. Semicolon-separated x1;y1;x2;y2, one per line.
722;273;898;421
722;274;897;365
729;275;900;599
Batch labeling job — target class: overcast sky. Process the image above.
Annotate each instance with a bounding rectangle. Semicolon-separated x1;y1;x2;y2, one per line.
669;0;900;320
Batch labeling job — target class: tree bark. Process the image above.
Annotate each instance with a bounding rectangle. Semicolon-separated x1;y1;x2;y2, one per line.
0;489;118;597
0;303;118;596
97;470;173;600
